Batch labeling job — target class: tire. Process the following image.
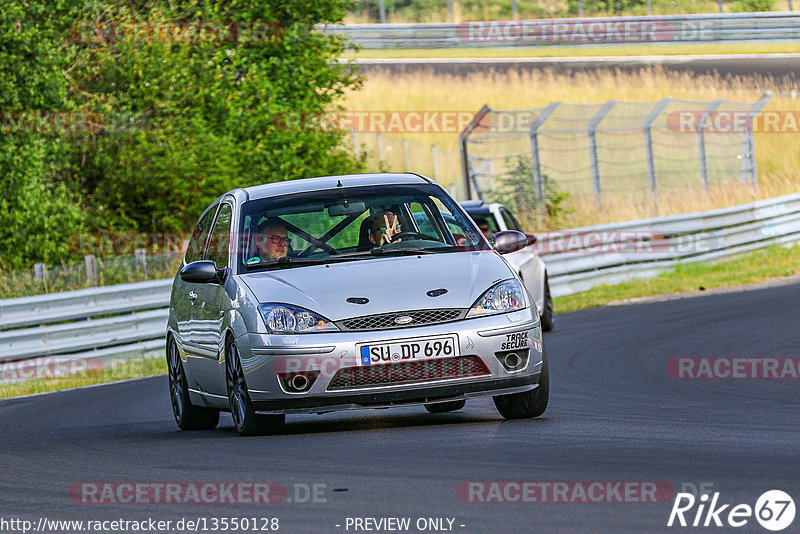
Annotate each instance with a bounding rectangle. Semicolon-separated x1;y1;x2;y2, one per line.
540;274;555;332
225;339;285;436
493;345;549;419
424;400;466;413
167;338;219;431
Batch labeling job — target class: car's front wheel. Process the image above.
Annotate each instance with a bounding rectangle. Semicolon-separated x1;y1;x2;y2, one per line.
167;338;219;431
424;400;466;413
225;339;285;436
493;345;549;419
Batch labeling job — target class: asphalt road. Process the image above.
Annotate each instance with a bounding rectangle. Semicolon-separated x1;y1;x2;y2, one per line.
2;282;799;533
354;54;800;81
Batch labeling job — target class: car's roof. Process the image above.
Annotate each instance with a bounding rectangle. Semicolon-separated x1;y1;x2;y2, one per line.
460;200;499;216
242;173;433;201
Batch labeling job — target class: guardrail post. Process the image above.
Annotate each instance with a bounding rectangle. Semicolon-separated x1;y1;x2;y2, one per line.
588;100;617;203
135;248;148;278
352;128;358;156
378;0;386;23
446;0;454;21
643;98;672;198
529;103;561;213
717;0;723;12
403;139;410;171
512;0;519;19
741;92;771;185
85;255;98;286
377;133;384;162
459;105;492;200
578;0;584;16
698;99;723;189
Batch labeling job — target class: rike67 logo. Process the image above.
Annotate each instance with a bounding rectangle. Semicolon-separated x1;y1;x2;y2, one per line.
668;490;796;531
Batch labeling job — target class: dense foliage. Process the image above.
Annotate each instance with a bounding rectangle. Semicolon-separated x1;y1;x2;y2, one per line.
0;0;363;270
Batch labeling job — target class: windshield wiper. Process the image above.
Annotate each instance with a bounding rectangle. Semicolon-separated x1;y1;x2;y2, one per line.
245;257;334;270
368;247;441;256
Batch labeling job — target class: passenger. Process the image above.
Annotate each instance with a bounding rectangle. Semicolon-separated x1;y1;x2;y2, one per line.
369;211;401;246
249;221;290;263
478;221;492;239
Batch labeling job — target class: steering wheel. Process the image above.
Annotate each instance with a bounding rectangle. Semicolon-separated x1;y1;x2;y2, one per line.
393;231;433;242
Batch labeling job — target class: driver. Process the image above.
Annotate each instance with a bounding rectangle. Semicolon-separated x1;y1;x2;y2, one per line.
248;221;290;264
368;211;401;246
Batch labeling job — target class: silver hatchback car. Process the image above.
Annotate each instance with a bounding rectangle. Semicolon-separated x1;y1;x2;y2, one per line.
167;173;549;435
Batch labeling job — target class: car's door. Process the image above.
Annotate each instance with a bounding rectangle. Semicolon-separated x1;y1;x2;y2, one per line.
174;204;218;350
189;201;234;395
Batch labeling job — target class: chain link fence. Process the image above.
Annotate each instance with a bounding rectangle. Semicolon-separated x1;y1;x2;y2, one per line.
0;251;184;299
460;94;771;217
351;131;463;195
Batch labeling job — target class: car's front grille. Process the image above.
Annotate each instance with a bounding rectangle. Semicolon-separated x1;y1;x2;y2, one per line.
337;309;465;332
326;356;489;391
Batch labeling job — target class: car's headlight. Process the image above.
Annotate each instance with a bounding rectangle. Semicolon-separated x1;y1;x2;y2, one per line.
467;279;527;318
258;303;339;334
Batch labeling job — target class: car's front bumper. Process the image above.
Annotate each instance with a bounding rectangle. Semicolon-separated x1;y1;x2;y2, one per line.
228;308;543;414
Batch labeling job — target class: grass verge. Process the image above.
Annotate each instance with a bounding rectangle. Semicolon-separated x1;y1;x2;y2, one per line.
0;356;167;400
346;42;800;59
554;243;800;312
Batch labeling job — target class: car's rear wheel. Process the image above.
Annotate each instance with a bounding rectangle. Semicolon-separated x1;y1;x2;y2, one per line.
225;339;284;436
167;338;219;431
540;274;555;332
424;400;466;413
493;345;549;419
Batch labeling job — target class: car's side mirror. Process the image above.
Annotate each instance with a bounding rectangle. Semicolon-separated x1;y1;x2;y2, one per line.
493;230;529;254
180;260;225;284
525;233;538;246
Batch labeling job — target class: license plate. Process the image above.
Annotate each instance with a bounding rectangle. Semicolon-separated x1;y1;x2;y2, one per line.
358;335;459;366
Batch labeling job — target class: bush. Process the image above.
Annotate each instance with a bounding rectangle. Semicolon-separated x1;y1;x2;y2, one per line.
491;155;570;230
739;0;774;11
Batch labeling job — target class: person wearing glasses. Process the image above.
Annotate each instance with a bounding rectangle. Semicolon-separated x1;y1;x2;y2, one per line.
248;221;291;264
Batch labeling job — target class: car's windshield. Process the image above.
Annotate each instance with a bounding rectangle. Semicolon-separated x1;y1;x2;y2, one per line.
237;183;489;272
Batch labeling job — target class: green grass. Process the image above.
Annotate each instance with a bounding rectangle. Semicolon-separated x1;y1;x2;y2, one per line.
346;42;800;58
554;243;800;312
0;356;167;400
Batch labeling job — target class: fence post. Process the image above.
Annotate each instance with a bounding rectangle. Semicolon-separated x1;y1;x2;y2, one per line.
352;128;358;156
34;263;47;282
740;92;771;185
85;255;98;286
588;100;617;203
432;145;439;181
578;0;584;16
643;98;672;197
697;99;723;189
135;248;148;278
379;0;386;23
512;0;519;19
646;0;652;15
529;102;561;209
446;0;453;21
403;139;410;171
459;105;492;200
377;133;384;161
717;0;723;12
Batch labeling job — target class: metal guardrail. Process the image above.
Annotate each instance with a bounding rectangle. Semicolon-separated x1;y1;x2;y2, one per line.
324;13;800;47
1;193;799;378
540;193;800;296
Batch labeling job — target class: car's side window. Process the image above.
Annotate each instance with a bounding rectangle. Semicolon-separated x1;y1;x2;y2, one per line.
500;209;521;231
184;205;218;264
206;203;233;268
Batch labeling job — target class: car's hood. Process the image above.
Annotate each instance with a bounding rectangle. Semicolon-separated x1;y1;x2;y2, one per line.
239;251;514;320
